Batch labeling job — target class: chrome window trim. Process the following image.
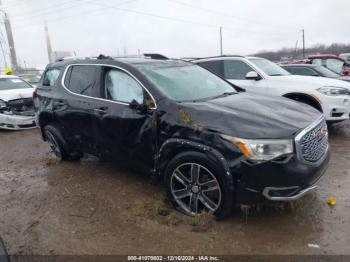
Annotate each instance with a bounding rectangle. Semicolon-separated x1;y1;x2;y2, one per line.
262;185;317;201
60;63;157;109
195;57;266;80
294;115;329;165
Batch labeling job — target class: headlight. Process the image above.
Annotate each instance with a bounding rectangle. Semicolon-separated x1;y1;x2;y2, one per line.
221;135;294;161
317;86;349;96
0;99;6;108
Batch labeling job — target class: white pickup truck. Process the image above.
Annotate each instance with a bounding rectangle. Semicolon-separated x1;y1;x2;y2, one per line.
194;56;350;123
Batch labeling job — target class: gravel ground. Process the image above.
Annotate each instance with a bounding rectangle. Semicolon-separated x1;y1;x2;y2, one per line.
0;121;349;255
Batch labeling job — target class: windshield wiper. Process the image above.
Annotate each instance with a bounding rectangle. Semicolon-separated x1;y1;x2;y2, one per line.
180;92;237;103
209;92;237;100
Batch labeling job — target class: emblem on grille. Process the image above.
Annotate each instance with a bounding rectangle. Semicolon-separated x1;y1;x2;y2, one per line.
315;128;327;142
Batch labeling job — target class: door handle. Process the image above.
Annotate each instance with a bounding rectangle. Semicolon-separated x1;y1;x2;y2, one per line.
53;100;66;109
94;107;108;115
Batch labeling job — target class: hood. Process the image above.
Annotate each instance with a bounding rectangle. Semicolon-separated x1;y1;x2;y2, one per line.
340;76;350;82
180;92;321;139
0;88;34;102
270;75;350;89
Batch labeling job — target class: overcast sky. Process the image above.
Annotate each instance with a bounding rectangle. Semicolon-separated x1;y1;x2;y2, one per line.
0;0;349;69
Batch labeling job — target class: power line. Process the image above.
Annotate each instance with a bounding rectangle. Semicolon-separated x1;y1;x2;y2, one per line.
7;0;93;24
11;0;140;29
78;0;296;36
1;0;36;10
9;0;299;41
165;0;298;32
5;0;81;20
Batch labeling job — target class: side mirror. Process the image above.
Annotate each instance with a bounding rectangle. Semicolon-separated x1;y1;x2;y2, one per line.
245;71;261;80
129;99;147;114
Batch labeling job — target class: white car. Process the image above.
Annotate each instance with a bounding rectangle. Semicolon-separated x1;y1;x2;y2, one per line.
0;75;36;130
194;56;350;123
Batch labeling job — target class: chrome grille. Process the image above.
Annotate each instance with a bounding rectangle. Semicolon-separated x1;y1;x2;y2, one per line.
299;120;328;162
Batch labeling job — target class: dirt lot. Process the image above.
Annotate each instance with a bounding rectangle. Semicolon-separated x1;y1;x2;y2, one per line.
0;121;349;256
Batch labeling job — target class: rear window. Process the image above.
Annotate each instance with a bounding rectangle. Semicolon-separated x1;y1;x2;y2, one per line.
43;68;61;87
64;65;100;98
0;78;33;91
197;60;224;77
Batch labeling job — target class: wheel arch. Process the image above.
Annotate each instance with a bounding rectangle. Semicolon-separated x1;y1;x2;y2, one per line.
38;112;56;140
283;92;323;112
157;138;235;191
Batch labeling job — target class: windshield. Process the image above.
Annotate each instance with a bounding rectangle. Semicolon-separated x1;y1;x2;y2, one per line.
138;64;237;102
249;58;290;76
315;66;340;78
0;78;33;91
21;75;41;84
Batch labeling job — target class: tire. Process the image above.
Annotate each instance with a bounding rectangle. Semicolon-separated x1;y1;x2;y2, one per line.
164;151;233;219
0;237;9;262
44;124;82;161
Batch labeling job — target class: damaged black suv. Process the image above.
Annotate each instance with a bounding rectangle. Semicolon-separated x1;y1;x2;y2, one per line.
34;55;330;218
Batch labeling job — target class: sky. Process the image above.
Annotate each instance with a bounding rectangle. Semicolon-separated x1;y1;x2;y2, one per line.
0;0;349;69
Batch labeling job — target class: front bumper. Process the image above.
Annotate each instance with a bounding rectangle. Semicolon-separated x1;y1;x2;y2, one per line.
0;113;36;130
319;94;350;121
234;148;330;204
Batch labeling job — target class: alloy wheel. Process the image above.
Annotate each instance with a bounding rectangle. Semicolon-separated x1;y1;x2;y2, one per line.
170;163;222;216
45;131;62;159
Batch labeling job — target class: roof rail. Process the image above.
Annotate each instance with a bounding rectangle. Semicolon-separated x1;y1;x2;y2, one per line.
55;56;99;62
190;55;243;61
143;53;168;60
55;53;169;62
97;54;113;60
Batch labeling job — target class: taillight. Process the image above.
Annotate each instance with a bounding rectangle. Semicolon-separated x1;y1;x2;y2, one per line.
33;88;37;98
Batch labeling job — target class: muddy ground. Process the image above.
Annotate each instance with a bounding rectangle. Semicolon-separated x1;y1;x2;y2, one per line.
0;121;349;256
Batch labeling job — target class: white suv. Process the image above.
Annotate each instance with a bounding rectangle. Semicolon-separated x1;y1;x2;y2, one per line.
194;56;350;123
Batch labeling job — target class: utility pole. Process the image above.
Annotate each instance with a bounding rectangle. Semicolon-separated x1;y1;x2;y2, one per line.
0;0;6;67
302;29;305;59
44;22;53;63
0;36;7;67
294;40;298;58
3;9;18;71
219;26;223;56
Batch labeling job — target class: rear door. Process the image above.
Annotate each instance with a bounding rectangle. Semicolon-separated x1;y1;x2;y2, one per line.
57;64;104;154
94;66;156;170
287;67;319;77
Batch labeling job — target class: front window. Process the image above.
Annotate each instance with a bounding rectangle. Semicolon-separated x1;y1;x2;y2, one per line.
249;58;290;76
105;69;144;104
0;78;33;91
138;64;236;102
223;60;255;79
315;66;340;78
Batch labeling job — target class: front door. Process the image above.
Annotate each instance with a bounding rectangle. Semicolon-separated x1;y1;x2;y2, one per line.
94;66;156;171
223;60;268;93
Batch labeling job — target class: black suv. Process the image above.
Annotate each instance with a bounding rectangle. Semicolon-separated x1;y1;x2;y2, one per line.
34;55;330;218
